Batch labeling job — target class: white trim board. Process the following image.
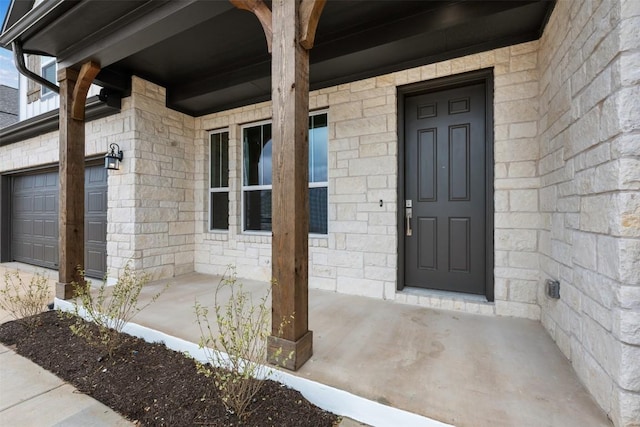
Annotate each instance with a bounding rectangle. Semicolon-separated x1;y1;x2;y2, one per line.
55;298;453;427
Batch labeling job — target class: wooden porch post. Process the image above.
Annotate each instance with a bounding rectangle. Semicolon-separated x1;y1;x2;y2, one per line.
266;0;313;370
56;62;100;299
230;0;324;370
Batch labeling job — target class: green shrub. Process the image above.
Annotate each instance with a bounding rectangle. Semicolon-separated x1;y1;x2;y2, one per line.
0;270;51;330
195;267;292;420
68;261;167;358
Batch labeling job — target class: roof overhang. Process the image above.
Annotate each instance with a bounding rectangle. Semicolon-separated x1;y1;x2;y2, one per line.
1;0;555;116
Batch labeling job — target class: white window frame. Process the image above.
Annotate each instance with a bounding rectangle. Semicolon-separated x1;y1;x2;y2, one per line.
40;58;57;98
209;128;230;232
241;110;328;236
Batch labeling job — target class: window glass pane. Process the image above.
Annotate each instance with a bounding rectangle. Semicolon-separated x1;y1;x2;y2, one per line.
310;187;328;234
210;132;229;188
42;62;56;95
244;124;272;186
221;133;229;187
261;137;272;186
243;114;327;234
309;116;328;182
245;188;327;234
309;113;327;128
244;190;272;231
210;192;229;230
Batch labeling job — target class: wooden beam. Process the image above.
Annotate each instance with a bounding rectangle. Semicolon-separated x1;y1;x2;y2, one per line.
57;67;84;299
56;61;98;299
71;61;100;120
230;0;273;52
267;0;312;371
299;0;326;50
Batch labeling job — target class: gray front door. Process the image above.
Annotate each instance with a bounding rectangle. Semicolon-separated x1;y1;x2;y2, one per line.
404;83;486;295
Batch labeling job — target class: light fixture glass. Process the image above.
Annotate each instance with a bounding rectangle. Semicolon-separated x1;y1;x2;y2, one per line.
104;143;123;170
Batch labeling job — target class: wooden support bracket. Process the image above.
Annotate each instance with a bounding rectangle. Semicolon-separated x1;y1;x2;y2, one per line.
231;0;324;52
299;0;326;50
230;0;273;52
71;61;100;120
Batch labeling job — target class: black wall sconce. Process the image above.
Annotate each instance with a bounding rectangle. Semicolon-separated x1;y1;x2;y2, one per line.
105;143;123;170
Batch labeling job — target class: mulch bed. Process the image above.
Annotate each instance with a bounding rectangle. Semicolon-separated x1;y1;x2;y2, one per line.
0;310;339;426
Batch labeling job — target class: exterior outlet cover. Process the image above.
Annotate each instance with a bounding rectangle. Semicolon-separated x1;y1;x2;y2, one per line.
546;279;560;299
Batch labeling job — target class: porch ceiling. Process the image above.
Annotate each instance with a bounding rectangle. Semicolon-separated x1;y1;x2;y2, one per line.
1;0;555;116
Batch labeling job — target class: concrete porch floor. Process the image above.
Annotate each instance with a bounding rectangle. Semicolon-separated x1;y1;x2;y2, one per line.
126;271;610;427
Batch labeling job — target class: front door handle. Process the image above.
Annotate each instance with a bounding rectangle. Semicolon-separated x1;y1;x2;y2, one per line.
405;207;412;236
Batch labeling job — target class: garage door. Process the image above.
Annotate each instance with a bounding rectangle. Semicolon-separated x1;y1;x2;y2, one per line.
11;171;58;269
10;165;108;278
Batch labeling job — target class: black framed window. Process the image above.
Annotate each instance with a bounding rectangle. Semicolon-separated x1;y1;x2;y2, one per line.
242;112;328;234
209;130;229;230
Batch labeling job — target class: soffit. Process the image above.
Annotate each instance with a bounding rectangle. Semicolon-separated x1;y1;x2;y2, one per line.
1;0;555;116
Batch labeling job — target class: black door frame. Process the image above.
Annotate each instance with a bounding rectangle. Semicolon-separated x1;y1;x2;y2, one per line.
397;68;495;302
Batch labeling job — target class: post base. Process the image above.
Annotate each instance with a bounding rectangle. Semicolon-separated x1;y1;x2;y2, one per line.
56;280;85;300
56;282;75;300
267;330;313;371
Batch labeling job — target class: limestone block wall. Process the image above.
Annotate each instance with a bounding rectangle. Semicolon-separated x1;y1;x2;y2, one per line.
193;40;544;319
108;77;197;280
0;105;124;172
0;76;196;281
537;0;640;425
0;131;59;170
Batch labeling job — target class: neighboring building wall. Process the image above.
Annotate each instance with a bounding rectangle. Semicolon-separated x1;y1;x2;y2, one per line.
0;84;19;128
17;55;101;121
537;0;640;425
192;40;542;319
25;55;41;104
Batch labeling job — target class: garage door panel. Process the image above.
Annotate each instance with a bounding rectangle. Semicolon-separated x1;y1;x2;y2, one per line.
15;219;32;234
33;219;44;236
87;166;106;184
87;220;106;243
44;219;56;237
85;166;108;279
11;166;107;278
86;250;106;278
32;244;44;262
34;195;45;211
13;195;33;212
44;244;57;264
33;194;56;212
87;191;105;213
12;241;31;259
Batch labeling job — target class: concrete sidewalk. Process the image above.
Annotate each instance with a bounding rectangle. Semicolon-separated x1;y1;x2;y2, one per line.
0;343;132;426
0;263;131;426
0;342;365;427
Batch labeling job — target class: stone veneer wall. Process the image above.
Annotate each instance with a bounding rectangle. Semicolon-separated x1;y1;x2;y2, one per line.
0;76;197;282
193;40;543;319
537;0;640;425
0;105;125;171
108;77;197;280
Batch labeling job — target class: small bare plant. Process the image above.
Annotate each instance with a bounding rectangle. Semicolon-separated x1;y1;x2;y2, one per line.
68;261;167;357
194;266;292;420
0;270;51;330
